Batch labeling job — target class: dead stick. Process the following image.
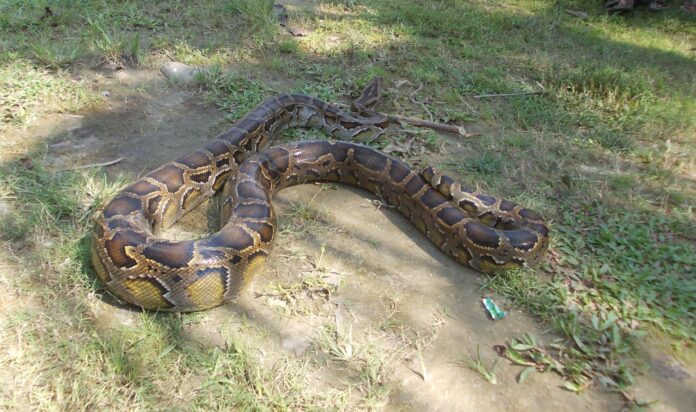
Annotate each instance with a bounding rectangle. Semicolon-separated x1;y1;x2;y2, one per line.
64;157;125;170
335;103;480;137
473;91;544;99
385;113;480;137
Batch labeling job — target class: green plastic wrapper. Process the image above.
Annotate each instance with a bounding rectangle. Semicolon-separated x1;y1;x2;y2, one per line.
482;298;506;320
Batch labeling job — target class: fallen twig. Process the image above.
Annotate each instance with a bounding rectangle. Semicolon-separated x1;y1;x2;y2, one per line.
64;157;124;170
473;91;544;99
335;103;480;137
386;113;480;137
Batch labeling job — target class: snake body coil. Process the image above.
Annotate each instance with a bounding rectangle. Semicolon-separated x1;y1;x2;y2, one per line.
92;86;549;312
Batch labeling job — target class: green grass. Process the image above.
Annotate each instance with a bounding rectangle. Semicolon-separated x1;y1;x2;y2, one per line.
30;37;83;68
2;305;314;409
227;0;278;42
1;0;695;408
457;346;500;385
557;205;695;341
199;69;271;122
87;19;142;66
483;203;695;389
0;58;96;130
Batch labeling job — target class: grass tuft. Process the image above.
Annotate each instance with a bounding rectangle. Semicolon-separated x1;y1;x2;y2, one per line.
200;69;270;121
457;345;499;385
88;19;142;66
30;37;83;68
226;0;278;43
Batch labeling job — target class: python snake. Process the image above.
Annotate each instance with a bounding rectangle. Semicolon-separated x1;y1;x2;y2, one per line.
91;79;549;312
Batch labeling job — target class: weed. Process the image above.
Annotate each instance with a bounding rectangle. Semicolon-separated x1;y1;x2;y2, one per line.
457;345;499;385
608;174;636;192
484;203;695;392
357;344;392;404
511;95;568;131
88;19;141;65
259;272;337;317
276;195;326;239
119;3;161;30
200;69;270;121
0;160;123;254
277;39;299;54
593;128;633;151
169;41;232;67
30;38;83;68
458;67;517;95
458;152;503;176
264;56;298;75
318;324;357;362
226;0;278;43
314;325;396;407
551;65;654;111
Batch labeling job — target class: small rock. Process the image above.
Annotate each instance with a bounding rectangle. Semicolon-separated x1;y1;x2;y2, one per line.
101;90;111;97
160;62;209;86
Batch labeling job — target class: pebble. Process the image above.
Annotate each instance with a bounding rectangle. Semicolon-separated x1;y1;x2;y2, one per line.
160;62;208;86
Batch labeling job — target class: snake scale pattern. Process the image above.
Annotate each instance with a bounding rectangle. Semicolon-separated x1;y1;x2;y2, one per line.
91;80;549;312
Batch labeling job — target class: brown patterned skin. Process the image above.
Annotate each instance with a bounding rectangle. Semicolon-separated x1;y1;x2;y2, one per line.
92;87;549;312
